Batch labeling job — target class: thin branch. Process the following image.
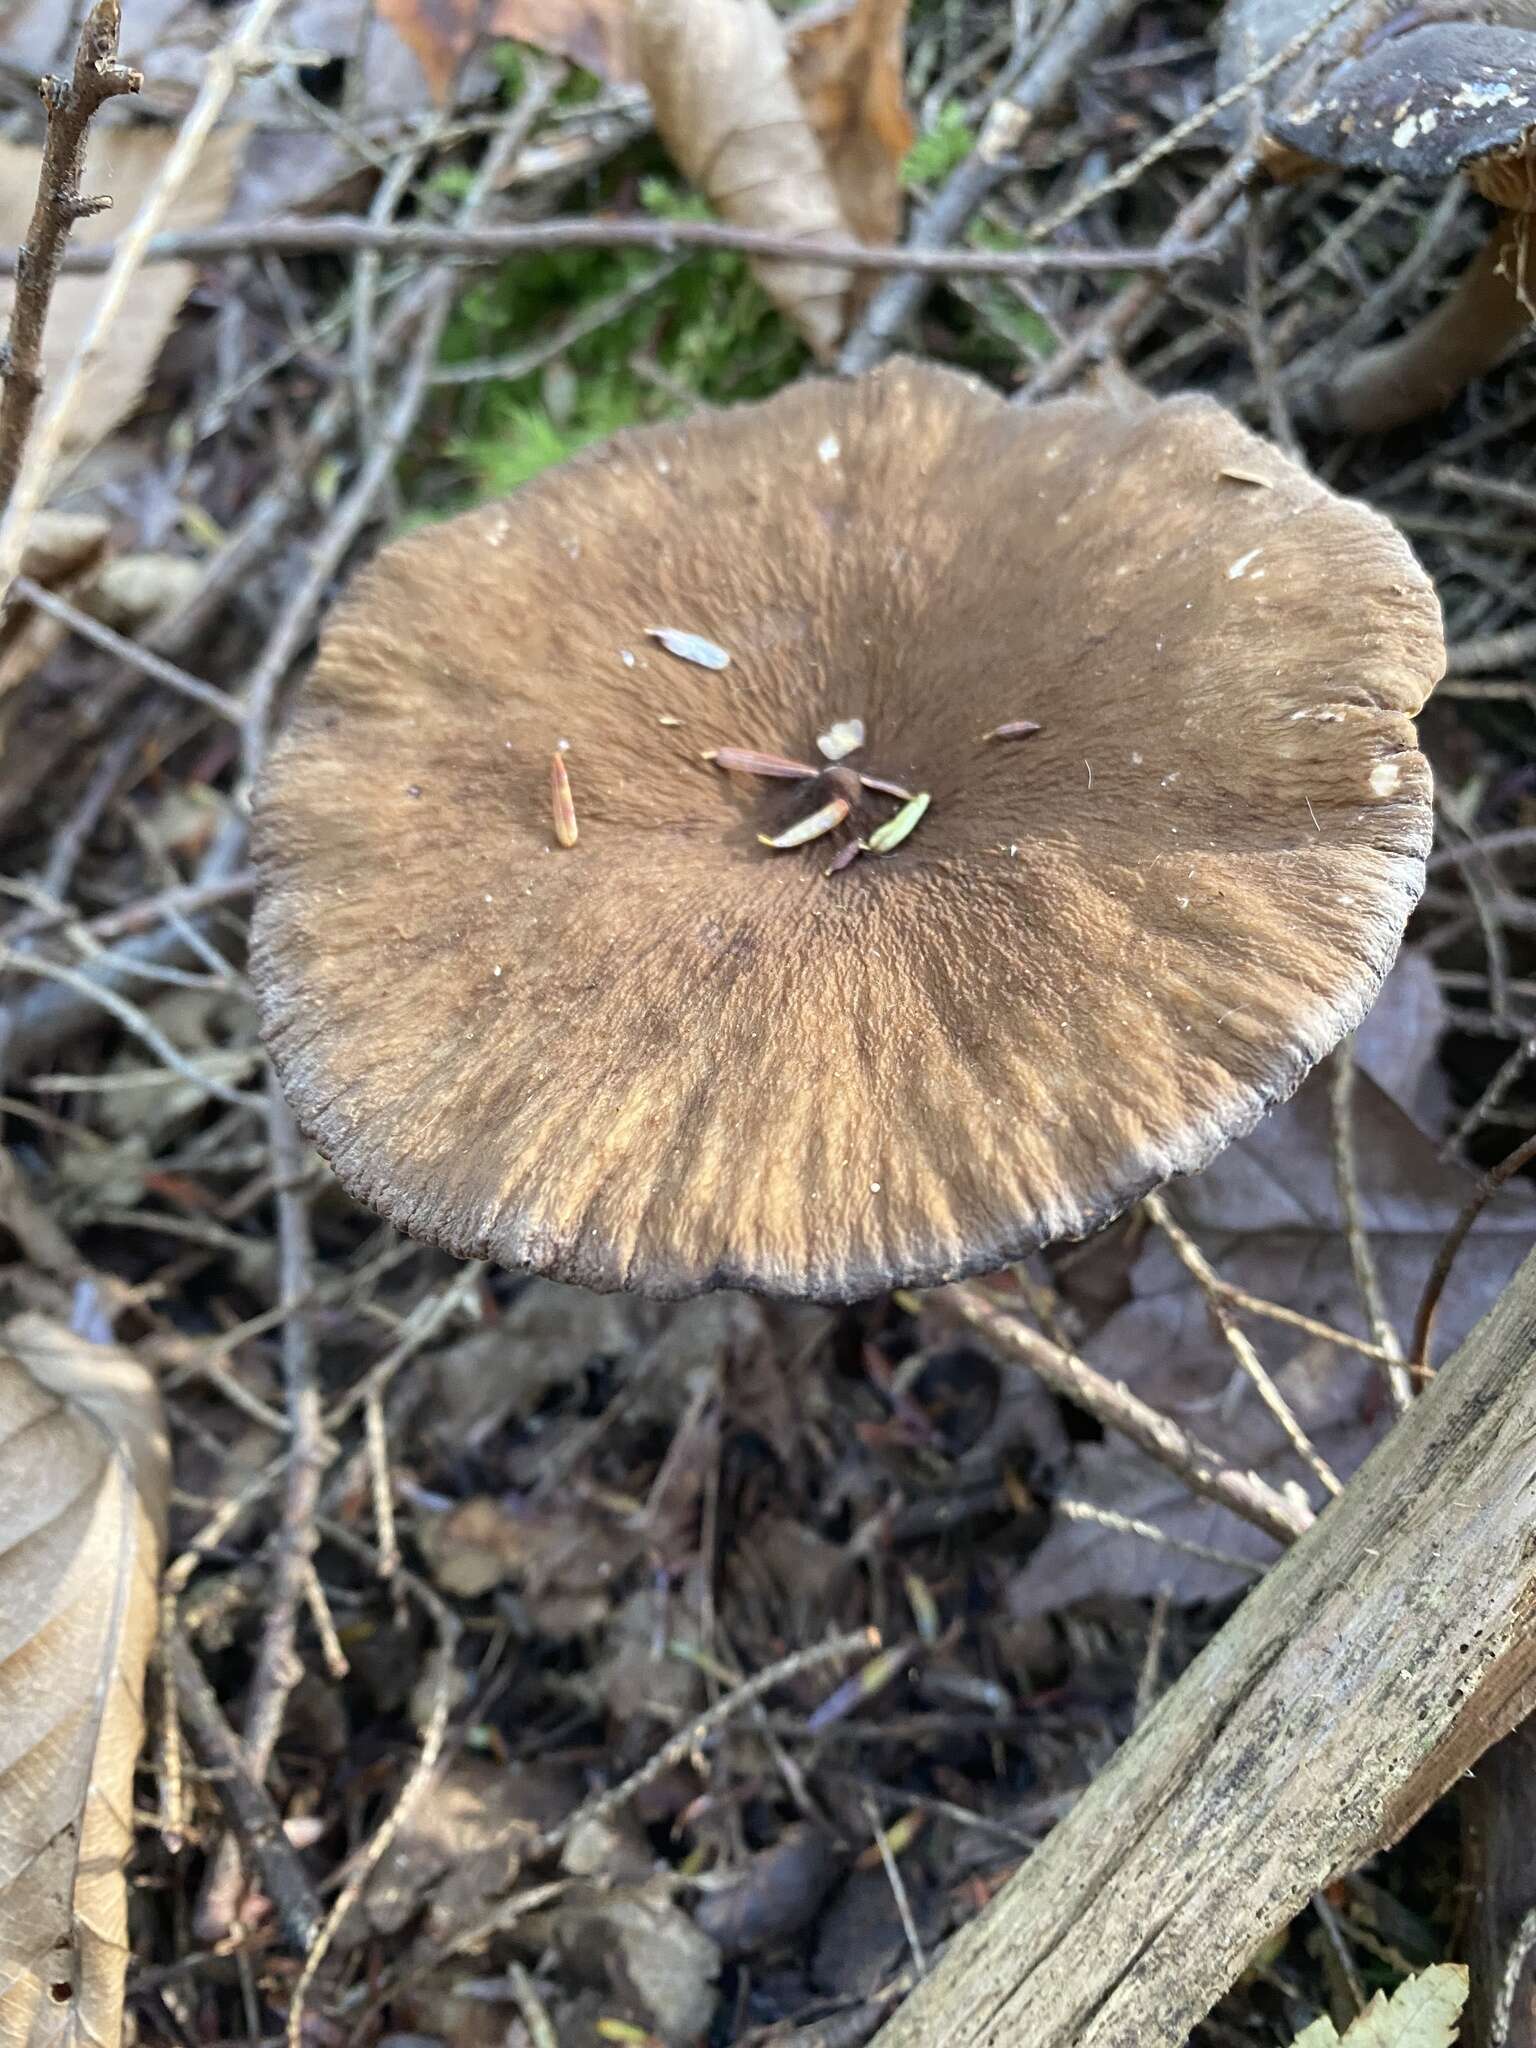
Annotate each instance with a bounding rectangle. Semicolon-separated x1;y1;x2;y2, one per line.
166;1624;322;1955
1023;0;1365;245
288;1520;461;2048
1024;153;1250;397
239;62;561;781
5;212;1211;281
0;0;292;610
1144;1193;1343;1497
1328;1043;1413;1415
1411;1131;1536;1379
529;1627;879;1859
196;1077;331;1941
933;1282;1314;1548
0;0;140;511
10;572;243;722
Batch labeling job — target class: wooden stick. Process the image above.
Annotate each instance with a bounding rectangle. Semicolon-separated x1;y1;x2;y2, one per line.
871;1250;1536;2048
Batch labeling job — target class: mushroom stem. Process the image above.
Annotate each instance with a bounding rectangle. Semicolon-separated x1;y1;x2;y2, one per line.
1314;214;1531;434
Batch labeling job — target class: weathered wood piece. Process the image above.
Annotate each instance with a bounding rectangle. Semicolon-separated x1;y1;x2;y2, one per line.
872;1249;1536;2048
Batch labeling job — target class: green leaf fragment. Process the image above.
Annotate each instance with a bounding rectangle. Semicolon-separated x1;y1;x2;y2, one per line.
865;791;931;855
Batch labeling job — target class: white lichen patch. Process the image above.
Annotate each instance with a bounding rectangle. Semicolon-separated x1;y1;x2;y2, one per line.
1392;107;1440;148
1453;80;1516;107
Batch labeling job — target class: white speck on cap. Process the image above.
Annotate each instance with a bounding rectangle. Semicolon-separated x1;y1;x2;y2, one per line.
1369;760;1401;797
1227;547;1264;580
818;434;841;464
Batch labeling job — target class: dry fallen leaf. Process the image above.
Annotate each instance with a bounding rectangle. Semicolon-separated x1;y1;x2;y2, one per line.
787;0;912;246
1009;954;1536;1613
633;0;854;356
1290;1962;1470;2047
548;1876;721;2045
0;122;239;483
0;1313;169;2048
415;1492;638;1631
345;1757;578;1944
0;510;109;699
376;0;635;99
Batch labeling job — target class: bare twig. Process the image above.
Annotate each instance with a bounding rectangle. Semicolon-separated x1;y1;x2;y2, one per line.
530;1628;879;1859
239;62;560;781
0;0;140;511
166;1624;322;1954
4;212;1208;282
864;1796;928;1978
1024;0;1365;246
1053;1498;1267;1581
1025;155;1250;397
1144;1193;1343;1498
1411;1131;1536;1380
933;1282;1314;1548
196;1077;331;1941
0;0;292;610
288;1520;461;2048
1328;1043;1413;1415
10;572;243;722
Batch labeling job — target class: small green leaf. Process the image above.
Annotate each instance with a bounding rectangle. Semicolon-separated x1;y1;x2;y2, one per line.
865;791;931;855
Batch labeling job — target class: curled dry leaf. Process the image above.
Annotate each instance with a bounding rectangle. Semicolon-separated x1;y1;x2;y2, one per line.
0;123;240;484
0;1313;169;2048
633;0;854;357
1009;954;1536;1613
375;0;636;101
786;0;913;247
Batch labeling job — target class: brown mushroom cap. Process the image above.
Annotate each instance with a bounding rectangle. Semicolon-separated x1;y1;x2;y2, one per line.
1269;21;1536;183
252;361;1443;1302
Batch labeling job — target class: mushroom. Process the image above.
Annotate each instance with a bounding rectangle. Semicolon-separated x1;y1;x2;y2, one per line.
1256;7;1536;431
252;360;1443;1303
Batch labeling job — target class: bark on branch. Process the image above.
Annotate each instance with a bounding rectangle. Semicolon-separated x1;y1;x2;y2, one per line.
0;0;140;513
871;1248;1536;2048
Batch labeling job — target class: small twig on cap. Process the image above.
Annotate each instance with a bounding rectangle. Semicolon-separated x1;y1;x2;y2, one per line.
550;748;578;847
706;746;818;780
0;0;140;515
760;796;851;849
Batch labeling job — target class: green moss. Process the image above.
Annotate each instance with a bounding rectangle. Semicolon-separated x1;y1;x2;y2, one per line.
902;101;975;187
438;178;804;502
